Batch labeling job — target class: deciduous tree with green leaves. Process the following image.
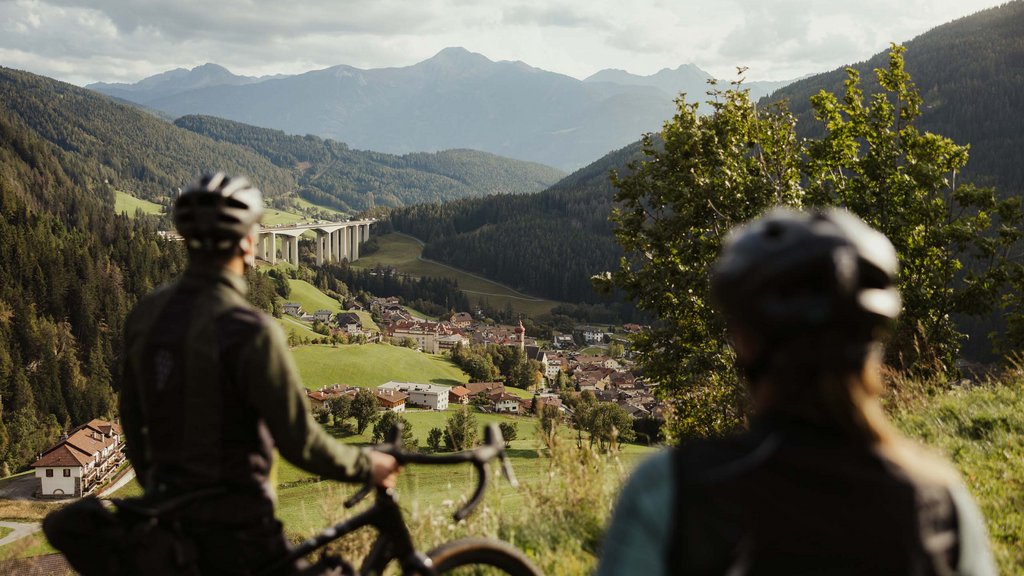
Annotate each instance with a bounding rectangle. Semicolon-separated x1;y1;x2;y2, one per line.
351;388;379;435
600;46;1022;439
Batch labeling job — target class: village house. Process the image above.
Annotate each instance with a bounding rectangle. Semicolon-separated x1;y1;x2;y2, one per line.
283;302;303;317
389;320;447;353
492;393;522;414
335;312;363;334
306;384;359;412
437;333;470;352
448;385;471;405
552;333;576;349
466;382;504;398
577;326;607;345
449;312;474;329
31;419;124;499
374;389;408;412
313;309;334;323
377;381;450;410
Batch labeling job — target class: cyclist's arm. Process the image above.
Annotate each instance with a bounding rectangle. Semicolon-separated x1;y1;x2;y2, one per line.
239;320;371;483
118;308;151;488
597;450;673;576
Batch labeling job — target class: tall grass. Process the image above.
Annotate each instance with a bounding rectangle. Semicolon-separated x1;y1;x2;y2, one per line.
301;372;1023;574
887;370;1024;572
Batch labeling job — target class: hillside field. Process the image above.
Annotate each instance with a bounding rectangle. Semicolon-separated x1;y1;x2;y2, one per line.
283;279;344;313
114;190;163;217
354;233;558;318
291;344;470;389
273;410;654;534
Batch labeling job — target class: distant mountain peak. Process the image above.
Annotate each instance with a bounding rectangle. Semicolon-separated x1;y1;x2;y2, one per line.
424;47;493;66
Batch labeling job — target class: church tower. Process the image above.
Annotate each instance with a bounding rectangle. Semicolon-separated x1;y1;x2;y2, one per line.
515;318;526;354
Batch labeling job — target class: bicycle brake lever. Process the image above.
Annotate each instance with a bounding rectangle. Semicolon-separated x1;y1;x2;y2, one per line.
500;453;519;489
343;484;372;509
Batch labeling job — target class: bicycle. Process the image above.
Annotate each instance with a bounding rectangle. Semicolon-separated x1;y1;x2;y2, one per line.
255;422;544;576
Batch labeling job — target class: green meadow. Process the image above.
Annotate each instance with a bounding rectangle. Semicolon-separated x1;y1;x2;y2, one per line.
114;190;164;217
354;234;559;318
291;344;470;389
284;279;344;313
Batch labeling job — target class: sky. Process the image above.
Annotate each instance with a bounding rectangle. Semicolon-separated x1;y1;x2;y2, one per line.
0;0;1011;86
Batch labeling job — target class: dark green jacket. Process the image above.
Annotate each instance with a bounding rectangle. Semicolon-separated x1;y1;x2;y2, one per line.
119;266;370;503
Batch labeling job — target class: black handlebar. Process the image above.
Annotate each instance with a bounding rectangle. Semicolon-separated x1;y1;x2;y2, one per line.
343;422;518;521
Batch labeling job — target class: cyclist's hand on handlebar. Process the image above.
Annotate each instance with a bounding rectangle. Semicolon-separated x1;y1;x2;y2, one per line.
369;450;401;489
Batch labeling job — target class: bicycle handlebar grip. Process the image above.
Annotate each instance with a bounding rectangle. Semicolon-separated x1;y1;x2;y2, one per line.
387;422;404;447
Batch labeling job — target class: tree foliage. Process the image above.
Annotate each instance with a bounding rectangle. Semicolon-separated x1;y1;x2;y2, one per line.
444;407;478;451
603;46;1023;439
351;388;380;434
372;410;416;448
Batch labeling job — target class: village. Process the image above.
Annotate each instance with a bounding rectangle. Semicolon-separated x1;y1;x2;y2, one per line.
289;295;664;436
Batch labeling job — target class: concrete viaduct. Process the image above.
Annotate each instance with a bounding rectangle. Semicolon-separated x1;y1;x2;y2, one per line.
257;219;373;266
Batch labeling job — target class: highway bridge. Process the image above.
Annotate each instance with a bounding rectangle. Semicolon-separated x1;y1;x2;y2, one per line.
160;219;374;266
258;219;373;266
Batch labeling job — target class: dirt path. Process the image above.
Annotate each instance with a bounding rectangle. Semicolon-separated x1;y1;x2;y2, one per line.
0;520;41;547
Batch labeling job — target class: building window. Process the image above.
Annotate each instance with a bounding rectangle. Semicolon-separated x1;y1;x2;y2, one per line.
63;469;71;477
46;469;53;477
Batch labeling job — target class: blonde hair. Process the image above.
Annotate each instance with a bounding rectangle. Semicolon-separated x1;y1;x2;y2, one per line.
768;339;959;486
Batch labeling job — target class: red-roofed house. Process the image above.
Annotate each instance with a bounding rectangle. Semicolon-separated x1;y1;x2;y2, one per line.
374;389;409;412
31;419;124;498
449;386;471;405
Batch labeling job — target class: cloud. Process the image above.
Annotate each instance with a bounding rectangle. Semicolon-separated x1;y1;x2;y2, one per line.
0;0;1012;85
502;3;608;29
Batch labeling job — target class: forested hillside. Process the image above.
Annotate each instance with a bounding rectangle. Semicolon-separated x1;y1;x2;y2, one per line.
0;67;296;204
0;110;186;473
174;115;565;212
385;142;639;306
768;1;1024;197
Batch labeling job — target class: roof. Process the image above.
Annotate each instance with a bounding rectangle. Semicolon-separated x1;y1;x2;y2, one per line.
466;382;504;395
374;389;409;403
84;419;122;436
449;386;471;397
32;443;92;468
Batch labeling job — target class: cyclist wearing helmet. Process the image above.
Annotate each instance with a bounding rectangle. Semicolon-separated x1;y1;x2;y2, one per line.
116;173;399;574
598;208;995;576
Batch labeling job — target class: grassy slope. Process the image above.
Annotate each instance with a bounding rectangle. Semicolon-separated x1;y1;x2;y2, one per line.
284;279;343;313
292;196;348;218
354;234;558;318
276;315;321;341
292;344;470;389
274;411;653;535
262;207;307;226
114;190;163;217
891;379;1024;571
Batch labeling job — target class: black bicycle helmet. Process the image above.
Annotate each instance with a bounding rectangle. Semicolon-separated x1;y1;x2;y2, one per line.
174;172;263;252
711;207;901;342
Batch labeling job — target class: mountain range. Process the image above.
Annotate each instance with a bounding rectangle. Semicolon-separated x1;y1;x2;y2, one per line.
88;49;796;171
384;1;1024;358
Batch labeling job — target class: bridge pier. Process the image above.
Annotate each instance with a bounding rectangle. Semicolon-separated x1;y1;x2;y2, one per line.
253;219;373;267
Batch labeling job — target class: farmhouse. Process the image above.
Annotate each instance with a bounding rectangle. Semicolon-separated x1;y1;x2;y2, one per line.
492;393;522;414
449;385;471;405
31;419;124;498
377;381;450;410
374;389;408;412
283;302;303;317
